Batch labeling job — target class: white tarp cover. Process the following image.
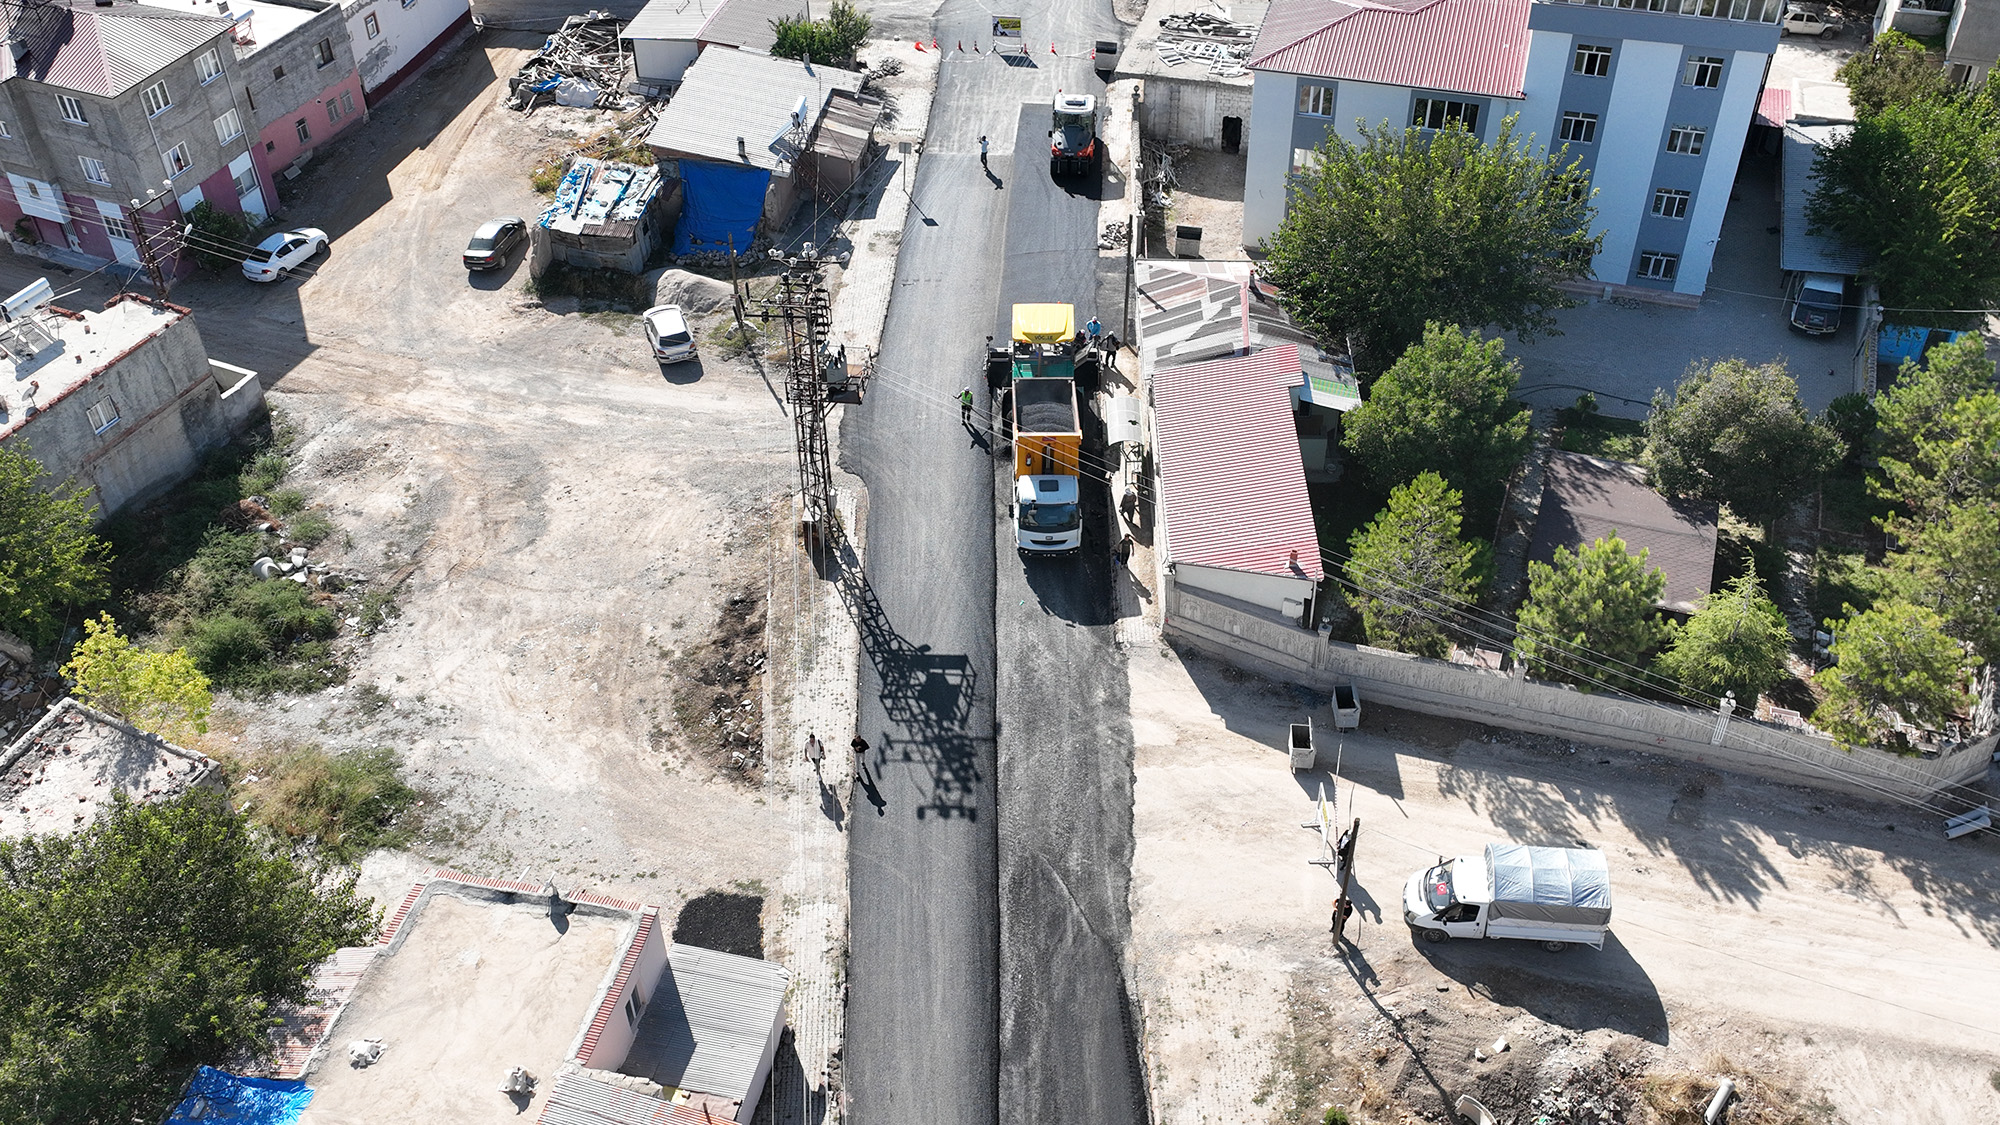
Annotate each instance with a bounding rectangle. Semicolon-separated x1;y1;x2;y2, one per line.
1485;844;1612;926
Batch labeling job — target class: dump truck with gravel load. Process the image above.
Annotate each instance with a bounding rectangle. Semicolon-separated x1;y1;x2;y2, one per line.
1003;303;1085;554
1403;843;1612;951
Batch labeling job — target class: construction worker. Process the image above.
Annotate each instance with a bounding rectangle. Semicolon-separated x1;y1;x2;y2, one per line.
979;135;990;169
959;386;975;425
1085;315;1103;345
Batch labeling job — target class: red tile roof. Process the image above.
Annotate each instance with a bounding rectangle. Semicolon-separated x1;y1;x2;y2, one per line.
1250;0;1534;100
1;0;231;98
1152;345;1325;581
1754;86;1791;127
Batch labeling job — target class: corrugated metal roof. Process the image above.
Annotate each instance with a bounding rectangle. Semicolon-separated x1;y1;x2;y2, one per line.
1152;345;1326;580
2;0;232;97
697;0;805;50
537;1070;719;1125
623;0;715;41
809;89;880;164
1135;259;1328;370
1780;121;1868;275
617;943;790;1105
645;48;862;173
1754;86;1790;128
1528;451;1717;615
1249;0;1532;99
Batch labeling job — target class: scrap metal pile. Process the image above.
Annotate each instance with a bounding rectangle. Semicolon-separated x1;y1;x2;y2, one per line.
508;11;628;111
1151;12;1258;77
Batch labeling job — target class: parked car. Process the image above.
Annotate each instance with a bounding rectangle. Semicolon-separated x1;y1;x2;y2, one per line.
1787;272;1847;334
242;228;328;282
463;216;527;271
643;304;698;364
1780;8;1844;37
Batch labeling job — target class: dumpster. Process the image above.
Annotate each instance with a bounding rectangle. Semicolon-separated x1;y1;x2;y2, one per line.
1333;683;1360;730
1289;719;1317;771
1174;224;1203;259
1094;40;1118;77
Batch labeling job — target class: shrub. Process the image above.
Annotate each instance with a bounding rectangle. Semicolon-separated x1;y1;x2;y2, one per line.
187;613;267;678
235;746;418;861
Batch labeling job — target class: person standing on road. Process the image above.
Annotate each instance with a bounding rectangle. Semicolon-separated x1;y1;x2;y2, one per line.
979;135;990;169
850;734;871;779
959;386;975;426
1115;533;1134;568
1086;315;1103;346
805;732;825;771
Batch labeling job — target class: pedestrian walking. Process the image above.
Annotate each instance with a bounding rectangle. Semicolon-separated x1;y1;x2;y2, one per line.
850;734;871;777
979;135;989;169
1115;533;1134;568
959;386;975;425
805;732;825;770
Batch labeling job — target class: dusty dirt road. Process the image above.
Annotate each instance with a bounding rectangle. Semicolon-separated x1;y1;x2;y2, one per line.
1126;642;2000;1124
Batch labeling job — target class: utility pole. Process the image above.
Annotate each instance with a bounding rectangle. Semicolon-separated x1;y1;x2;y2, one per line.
125;203;169;299
1330;817;1360;940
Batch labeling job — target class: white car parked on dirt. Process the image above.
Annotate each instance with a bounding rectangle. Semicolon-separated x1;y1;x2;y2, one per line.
241;228;328;282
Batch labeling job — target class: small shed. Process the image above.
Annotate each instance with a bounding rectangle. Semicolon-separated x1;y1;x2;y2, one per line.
621;0;714;90
535;157;671;274
1125;0;1266;151
1528;452;1719;616
1780;121;1868;278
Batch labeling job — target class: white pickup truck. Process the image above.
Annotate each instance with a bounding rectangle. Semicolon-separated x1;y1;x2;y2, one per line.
1403;843;1612;952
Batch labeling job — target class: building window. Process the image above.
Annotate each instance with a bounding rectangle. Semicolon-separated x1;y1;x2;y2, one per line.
1290;147;1323;176
1665;124;1707;154
327;99;341;125
295;118;311;144
234;163;259;197
1297;83;1336;117
314;38;334;67
104;212;135;242
78;155;110;184
1683;54;1725;87
86;397;119;434
341;90;356;116
215;108;243;143
1637;251;1679;281
1652;187;1691;219
162;142;191;177
1558;111;1598;144
57;94;87;124
197;47;223;83
272;64;286;80
141;81;172;117
1573;43;1613;76
364;12;380;37
1412;97;1479;132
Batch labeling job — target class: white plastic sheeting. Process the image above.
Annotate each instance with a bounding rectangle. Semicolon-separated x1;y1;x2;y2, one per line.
1485;844;1612;925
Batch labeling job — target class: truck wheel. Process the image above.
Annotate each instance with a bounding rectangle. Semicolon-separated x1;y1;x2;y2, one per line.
1819;26;1838;38
1540;940;1569;952
1422;928;1448;944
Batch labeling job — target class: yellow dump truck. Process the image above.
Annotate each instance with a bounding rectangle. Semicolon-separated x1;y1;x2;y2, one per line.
1006;303;1085;554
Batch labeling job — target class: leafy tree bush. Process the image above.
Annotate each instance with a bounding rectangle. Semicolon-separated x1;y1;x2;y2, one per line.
770;0;871;65
0;445;108;647
1871;334;1999;518
1813;600;1972;748
0;789;377;1125
1825;392;1878;466
1515;536;1669;690
1653;572;1792;703
1808;94;2000;324
1837;30;1954;117
1340;323;1532;503
183;200;257;273
1890;499;2000;664
1345;472;1488;657
1261;116;1598;374
61;613;212;743
233;746;419;862
1642;358;1841;531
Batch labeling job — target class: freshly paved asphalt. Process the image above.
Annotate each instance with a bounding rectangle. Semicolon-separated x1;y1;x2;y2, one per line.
839;1;1143;1121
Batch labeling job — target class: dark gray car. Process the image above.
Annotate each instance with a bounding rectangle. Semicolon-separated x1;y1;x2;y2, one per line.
464;217;527;271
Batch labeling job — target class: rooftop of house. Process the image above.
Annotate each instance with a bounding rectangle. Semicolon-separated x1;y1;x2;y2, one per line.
1151;343;1327;581
1529;451;1719;616
0;0;229;96
617;942;791;1116
622;0;716;41
1134;260;1359;408
694;0;804;50
1780;121;1868;276
0;697;222;840
538;158;665;237
1250;0;1534;98
0;293;187;441
230;0;334;58
1125;0;1269;84
644;47;862;174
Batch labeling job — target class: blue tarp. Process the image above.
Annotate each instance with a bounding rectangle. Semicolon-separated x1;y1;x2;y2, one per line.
165;1067;313;1125
673;160;771;256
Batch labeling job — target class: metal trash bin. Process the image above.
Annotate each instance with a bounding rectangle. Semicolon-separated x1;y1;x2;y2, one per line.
1333;683;1360;730
1174;224;1203;259
1094;40;1118;76
1289;719;1317;771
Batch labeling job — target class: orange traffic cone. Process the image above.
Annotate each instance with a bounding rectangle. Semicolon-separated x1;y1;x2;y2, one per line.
932;38;940;50
1051;41;1057;54
914;39;925;51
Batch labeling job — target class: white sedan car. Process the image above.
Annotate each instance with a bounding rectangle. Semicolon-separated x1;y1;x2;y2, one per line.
643;304;699;364
242;227;328;282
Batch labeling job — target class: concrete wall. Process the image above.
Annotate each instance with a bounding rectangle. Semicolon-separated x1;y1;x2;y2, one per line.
1139;76;1253;151
344;0;472;96
737;998;788;1124
577;907;667;1071
629;37;701;87
1173;561;1313;617
1165;586;1993;804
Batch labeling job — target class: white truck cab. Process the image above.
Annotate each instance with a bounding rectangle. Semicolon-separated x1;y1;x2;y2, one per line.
1016;475;1082;553
1404;843;1612;951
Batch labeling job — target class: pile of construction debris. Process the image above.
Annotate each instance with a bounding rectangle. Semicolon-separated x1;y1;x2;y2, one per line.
1152;12;1258;77
508;11;630;112
0;634;62;749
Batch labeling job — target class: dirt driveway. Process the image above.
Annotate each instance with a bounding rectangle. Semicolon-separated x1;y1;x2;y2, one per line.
1126;643;2000;1124
117;35;804;916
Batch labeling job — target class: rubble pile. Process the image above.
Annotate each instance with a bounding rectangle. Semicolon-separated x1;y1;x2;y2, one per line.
250;542;366;596
0;640;62;748
508;11;630;112
1152;12;1258;77
1099;220;1131;250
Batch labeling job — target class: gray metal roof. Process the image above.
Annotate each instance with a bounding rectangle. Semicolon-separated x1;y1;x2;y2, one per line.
623;0;716;41
644;48;863;173
0;0;232;97
1780;122;1869;276
617;943;790;1105
539;1069;710;1125
696;0;805;50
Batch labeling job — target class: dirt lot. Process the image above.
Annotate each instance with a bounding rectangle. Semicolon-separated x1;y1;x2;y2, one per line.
1125;642;2000;1124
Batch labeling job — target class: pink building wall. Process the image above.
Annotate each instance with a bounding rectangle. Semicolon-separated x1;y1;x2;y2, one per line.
253;70;366;189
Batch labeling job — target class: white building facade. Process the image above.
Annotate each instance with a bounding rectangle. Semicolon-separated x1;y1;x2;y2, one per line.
1244;0;1780;296
342;0;471;99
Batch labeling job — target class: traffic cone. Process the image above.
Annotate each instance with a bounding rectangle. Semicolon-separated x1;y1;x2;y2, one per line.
914;39;925;51
1051;41;1058;54
931;38;940;50
974;40;982;53
956;40;963;50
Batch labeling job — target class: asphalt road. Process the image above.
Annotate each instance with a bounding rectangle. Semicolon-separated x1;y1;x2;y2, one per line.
839;1;1134;1121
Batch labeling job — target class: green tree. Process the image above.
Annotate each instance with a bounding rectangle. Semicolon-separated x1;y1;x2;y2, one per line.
183;201;256;274
1345;472;1488;657
1515;536;1669;690
1812;600;1973;747
1872;333;1994;472
1653;571;1792;703
1808;95;2000;323
0;445;108;648
1824;392;1878;466
1836;29;1954;117
0;789;378;1125
1642;358;1841;531
1872;336;2000;518
1890;499;2000;664
769;0;871;65
1262;116;1599;373
61;613;213;744
1340;323;1533;502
